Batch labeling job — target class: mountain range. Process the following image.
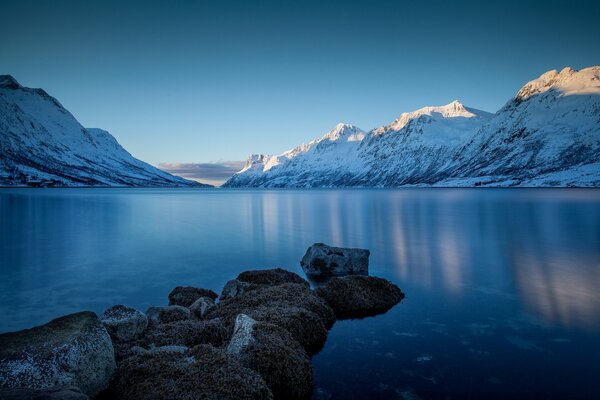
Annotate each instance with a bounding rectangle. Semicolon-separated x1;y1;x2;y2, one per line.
224;66;600;188
0;75;203;187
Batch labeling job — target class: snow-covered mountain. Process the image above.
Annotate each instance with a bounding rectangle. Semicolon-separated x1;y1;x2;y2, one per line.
0;75;204;187
225;66;600;187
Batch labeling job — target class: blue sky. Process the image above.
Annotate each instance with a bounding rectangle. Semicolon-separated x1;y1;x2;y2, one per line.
1;0;599;179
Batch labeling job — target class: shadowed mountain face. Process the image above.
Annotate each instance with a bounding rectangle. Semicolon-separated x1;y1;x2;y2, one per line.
224;66;600;188
0;75;205;187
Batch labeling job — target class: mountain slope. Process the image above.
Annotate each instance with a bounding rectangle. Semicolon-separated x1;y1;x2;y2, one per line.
224;66;600;188
0;75;204;187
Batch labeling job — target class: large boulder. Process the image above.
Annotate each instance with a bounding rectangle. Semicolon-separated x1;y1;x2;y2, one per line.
0;386;89;400
206;283;335;353
113;344;273;400
0;312;116;397
100;305;147;342
315;275;404;319
168;286;218;307
227;315;313;400
300;243;369;278
146;305;190;325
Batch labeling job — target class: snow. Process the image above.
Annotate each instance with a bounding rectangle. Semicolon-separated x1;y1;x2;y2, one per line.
225;66;600;188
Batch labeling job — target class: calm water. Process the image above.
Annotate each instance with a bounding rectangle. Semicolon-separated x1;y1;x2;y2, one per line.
1;188;600;399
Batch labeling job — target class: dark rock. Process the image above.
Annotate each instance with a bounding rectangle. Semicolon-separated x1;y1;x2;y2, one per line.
140;318;228;348
300;243;370;278
237;268;309;288
100;305;147;342
189;297;216;319
146;305;190;325
0;312;115;397
220;279;255;300
168;286;218;307
113;344;273;400
315;275;404;319
227;315;313;400
0;386;89;400
207;283;334;353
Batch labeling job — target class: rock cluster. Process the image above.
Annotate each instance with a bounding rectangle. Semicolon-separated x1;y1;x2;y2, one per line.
0;245;404;400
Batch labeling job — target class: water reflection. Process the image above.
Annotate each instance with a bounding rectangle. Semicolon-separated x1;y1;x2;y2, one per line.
1;188;599;334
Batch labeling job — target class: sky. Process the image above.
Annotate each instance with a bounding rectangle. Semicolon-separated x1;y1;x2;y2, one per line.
1;0;599;184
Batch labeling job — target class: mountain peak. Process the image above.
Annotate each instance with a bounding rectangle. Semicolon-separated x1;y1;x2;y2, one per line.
324;123;365;142
0;75;21;89
515;65;600;101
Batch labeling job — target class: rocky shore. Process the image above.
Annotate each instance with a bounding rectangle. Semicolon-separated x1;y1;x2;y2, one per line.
0;244;404;399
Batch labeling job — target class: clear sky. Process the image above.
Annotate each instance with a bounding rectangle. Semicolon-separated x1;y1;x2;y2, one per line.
1;0;599;181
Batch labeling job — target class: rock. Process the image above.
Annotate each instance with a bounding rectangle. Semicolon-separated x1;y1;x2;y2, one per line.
207;283;335;353
140;318;228;348
168;286;218;307
300;243;370;278
100;305;147;342
0;386;89;400
237;268;309;288
315;275;404;319
145;305;190;325
0;312;116;397
220;279;255;300
113;344;273;400
227;315;313;400
189;297;216;319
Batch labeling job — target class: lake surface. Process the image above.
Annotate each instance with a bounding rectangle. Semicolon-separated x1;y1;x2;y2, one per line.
1;188;600;399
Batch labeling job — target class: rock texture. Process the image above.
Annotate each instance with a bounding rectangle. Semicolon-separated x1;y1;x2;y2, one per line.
168;286;218;307
189;297;216;319
0;386;89;400
315;275;405;319
100;305;147;342
301;243;370;278
146;305;191;325
0;312;115;397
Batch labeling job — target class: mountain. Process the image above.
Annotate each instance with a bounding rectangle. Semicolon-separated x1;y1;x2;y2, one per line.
224;66;600;188
0;75;205;187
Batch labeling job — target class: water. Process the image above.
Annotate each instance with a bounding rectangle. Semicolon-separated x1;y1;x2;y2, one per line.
1;188;599;399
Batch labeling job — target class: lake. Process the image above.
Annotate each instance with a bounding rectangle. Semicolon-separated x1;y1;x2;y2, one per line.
1;188;599;399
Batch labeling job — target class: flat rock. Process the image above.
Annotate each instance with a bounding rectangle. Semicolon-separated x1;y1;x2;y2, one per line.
189;297;216;319
146;305;190;325
168;286;218;307
300;243;369;278
315;275;404;319
227;314;313;400
236;268;309;287
0;312;116;397
113;344;273;400
100;305;147;342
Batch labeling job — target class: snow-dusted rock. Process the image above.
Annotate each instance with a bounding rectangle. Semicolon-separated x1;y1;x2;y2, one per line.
0;75;205;187
224;66;600;188
301;243;369;278
100;305;148;342
0;312;115;397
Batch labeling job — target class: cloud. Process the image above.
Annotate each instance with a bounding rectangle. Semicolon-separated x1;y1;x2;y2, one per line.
157;161;245;186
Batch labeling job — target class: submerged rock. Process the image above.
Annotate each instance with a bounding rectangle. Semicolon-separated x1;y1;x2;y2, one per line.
300;243;369;278
189;297;216;319
0;312;116;397
0;386;89;400
315;275;404;319
114;344;273;400
168;286;218;307
146;305;190;325
227;314;313;400
100;305;147;342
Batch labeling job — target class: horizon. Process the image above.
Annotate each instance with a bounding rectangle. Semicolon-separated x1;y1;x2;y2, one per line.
2;0;599;184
